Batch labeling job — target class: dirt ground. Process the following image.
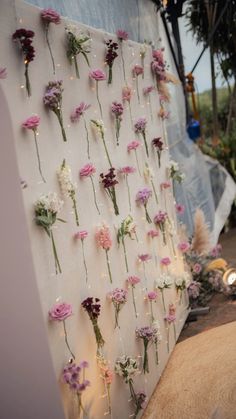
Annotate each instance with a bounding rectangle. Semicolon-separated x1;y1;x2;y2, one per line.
178;229;236;342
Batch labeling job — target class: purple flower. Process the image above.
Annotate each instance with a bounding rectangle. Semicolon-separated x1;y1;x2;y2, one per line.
134;117;147;134
116;29;128;41
187;281;201;299
147;291;158;301
71;102;91;122
111;101;124;116
63;361;90;393
138;254;152;263
108;288;128;304
136;188;152;205
136;326;157;342
89;69;106;81
153;211;168;224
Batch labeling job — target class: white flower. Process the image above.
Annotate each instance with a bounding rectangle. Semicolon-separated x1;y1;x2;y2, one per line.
156;273;173;289
143;163;154;181
175;277;185;287
91;119;104;137
140;43;148;57
35;192;64;214
168;160;179;171
57;160;76;198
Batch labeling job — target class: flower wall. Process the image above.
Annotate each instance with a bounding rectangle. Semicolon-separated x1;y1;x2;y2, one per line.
0;0;190;417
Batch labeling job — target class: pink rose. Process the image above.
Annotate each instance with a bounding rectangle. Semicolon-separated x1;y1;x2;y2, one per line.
41;8;61;24
119;166;136;175
122;86;132;102
74;230;88;240
116;29;128;41
147;229;159;238
160;181;171;190
147;291;157;301
79;163;96;177
160;257;171;266
49;302;72;321
0;67;7;79
22;115;40;130
127;275;141;286
127;140;141;151
89;69;106;81
193;263;202;274
133;65;144;76
138;254;152;263
178;242;190;253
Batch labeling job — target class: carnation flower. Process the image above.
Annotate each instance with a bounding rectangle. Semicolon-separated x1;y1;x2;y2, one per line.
178;241;190;253
79;163;100;214
127;140;141;175
41;8;60;74
90;69;106;117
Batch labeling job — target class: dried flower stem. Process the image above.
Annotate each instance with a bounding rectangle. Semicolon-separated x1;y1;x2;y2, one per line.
142;132;149;158
135;150;141;176
135;77;140;104
161;289;166;312
83;116;90;159
144;204;152;224
81;240;88;282
151;180;158;205
149;301;154;323
105;250;112;283
76;393;86;418
166;326;170;353
131;286;138;318
128;102;133;127
173;323;177;341
101;131;112;167
33;131;46;183
54;109;67;142
24;62;31;97
62;319;75;359
149;94;153;122
122;236;129;273
45;25;55;75
108;65;112;85
73;55;80;79
90;176;100;215
96;81;103;118
120;43;127;84
115;116;121;146
70;191;79;226
125;175;132;212
50;229;62;274
143;340;149;373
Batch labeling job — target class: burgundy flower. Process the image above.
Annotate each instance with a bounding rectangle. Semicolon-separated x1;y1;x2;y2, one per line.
105;39;118;84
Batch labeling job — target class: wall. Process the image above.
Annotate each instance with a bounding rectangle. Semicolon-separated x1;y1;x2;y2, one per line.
0;1;189;418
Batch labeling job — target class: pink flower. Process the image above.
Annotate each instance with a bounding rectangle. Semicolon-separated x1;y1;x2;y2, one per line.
71;102;90;122
178;242;190;253
154;211;168;224
122;86;132;102
193;263;202;274
147;291;157;301
22;115;40;130
108;288;128;303
210;244;222;258
111;101;124;116
116;29;128;41
0;67;7;79
138;254;152;263
127;276;141;286
89;69;106;81
175;203;185;215
119;166;136;175
133;65;144;76
41;8;61;24
160;181;171;190
164;303;176;323
159;107;169;120
74;230;88;240
79;163;96;177
147;229;159;238
49;302;72;321
134;117;147;133
160;257;171;266
143;86;155;95
152;48;165;61
95;224;112;250
127;140;141;151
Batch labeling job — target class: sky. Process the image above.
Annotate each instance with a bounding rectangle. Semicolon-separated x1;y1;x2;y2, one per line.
178;10;226;93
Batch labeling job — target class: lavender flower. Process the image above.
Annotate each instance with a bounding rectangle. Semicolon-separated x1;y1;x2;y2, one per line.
136;326;159;373
134;117;149;157
71;102;91;158
63;360;90;417
111;101;124;145
136;188;152;223
43;80;67;142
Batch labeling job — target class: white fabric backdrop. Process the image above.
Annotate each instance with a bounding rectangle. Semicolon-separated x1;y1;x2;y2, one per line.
0;1;189;418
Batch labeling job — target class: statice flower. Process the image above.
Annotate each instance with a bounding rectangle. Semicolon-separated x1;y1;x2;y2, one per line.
43;80;67;142
63;360;90;416
136;188;152;223
136;326;159;373
107;288;127;328
153;210;168;245
111;101;124;145
134;117;149;157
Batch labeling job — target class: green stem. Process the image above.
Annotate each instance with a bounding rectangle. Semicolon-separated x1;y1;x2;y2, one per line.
173;323;177;342
122;237;129;273
125;175;132;212
115;116;121;146
157;151;161;168
135;150;141;176
33;130;46;183
45;25;55;75
120;42;127;84
161;289;166;312
108;65;112;84
154;341;159;365
142;131;149;157
105;250;112;283
71;193;79;226
90;176;100;215
149;93;153;122
151;180;158;205
111;187;119;215
144;204;152;224
128;102;133;127
101;133;112;167
50;229;62;274
77;392;87;417
96;81;103;118
83;117;90;159
136;77;140;104
143;340;149;373
114;305;120;329
55;110;67;142
24;62;31;97
92;319;105;350
150;301;154;323
131;286;138;318
74;55;80;79
81;240;88;283
166;325;170;353
63;320;75;360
